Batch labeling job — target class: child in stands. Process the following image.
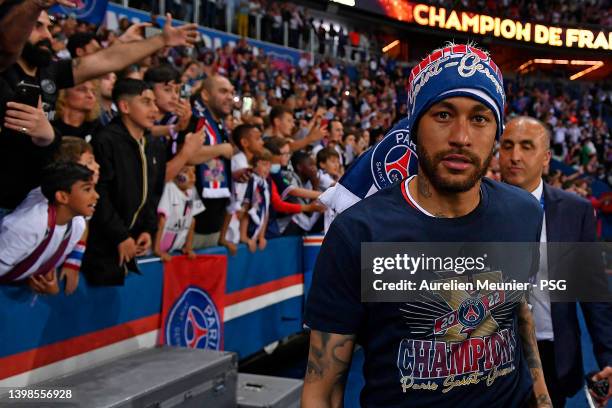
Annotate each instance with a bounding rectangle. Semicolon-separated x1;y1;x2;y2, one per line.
0;162;97;286
154;165;205;261
316;147;341;191
223;124;264;253
240;150;272;253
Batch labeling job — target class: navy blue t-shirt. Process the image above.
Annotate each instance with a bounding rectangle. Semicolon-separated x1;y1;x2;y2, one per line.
305;178;543;408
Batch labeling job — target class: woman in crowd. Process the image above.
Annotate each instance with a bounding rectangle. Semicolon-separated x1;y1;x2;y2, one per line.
52;80;100;141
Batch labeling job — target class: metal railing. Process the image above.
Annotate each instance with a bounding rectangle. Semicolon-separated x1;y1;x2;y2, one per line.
126;0;375;63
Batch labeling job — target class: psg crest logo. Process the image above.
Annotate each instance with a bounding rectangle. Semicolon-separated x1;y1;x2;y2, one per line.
457;297;487;329
165;286;221;350
371;128;418;190
58;0;97;19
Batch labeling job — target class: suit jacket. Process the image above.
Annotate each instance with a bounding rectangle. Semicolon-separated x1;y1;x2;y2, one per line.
543;183;612;396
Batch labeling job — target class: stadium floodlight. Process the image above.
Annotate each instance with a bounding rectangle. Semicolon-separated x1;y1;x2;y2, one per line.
330;0;355;6
382;40;400;53
570;61;604;80
517;58;604;80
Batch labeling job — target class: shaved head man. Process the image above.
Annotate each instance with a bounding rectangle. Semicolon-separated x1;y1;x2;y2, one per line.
200;75;235;121
191;74;235;250
500;117;612;408
499;116;551;193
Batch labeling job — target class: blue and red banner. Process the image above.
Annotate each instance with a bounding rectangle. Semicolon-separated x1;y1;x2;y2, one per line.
160;255;226;350
0;238;302;386
51;0;109;25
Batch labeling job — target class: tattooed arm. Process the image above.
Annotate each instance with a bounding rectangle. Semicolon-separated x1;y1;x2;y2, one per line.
517;300;552;408
302;330;356;408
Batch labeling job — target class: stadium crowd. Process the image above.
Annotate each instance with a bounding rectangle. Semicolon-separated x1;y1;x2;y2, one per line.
129;0;379;60
0;0;610;293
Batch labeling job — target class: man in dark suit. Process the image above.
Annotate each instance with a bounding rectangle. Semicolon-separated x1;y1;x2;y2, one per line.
500;116;612;407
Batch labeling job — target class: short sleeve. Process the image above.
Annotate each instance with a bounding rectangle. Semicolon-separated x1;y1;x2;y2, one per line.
304;220;364;334
50;59;75;89
0;205;45;274
231;153;248;170
318;172;335;191
191;188;206;216
157;183;173;218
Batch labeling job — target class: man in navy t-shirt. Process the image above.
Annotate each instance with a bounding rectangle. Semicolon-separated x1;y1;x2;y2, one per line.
302;44;551;408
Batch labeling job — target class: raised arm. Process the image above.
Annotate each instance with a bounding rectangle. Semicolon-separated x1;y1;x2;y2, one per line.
517;300;552;407
302;330;355;408
72;14;197;84
289;122;327;152
188;143;233;165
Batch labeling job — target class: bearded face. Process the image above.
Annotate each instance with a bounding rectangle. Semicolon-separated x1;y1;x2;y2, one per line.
21;39;54;68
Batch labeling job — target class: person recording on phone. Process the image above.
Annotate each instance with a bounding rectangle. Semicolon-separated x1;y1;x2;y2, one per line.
0;10;197;224
264;105;327;152
1;11;197;121
0;80;57;224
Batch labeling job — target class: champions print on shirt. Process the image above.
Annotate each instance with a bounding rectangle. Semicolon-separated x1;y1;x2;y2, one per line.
396;271;524;395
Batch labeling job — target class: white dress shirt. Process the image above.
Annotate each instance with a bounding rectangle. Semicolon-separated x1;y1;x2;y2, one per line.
530;179;554;341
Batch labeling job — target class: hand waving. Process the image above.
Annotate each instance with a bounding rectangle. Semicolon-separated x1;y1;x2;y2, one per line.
162;13;198;48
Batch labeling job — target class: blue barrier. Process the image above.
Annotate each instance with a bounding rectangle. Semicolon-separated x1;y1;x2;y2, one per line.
0;237;304;386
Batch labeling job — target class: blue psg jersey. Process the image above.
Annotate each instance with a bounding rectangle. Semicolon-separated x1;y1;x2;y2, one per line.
305;178;543;407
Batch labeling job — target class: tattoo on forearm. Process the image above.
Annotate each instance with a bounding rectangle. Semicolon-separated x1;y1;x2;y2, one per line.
331;336;354;385
305;331;355;388
306;358;325;380
530;368;540;382
529;393;553;407
518;304;542;370
518;303;552;407
536;394;553;406
417;176;432;198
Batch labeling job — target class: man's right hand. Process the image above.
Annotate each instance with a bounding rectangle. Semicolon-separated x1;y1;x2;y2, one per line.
182;129;205;155
118;237;137;265
161;13;198;48
306;124;328;144
4;100;55;146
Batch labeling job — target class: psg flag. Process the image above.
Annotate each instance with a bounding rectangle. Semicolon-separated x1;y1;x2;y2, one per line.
50;0;109;25
319;116;418;214
160;255;227;350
